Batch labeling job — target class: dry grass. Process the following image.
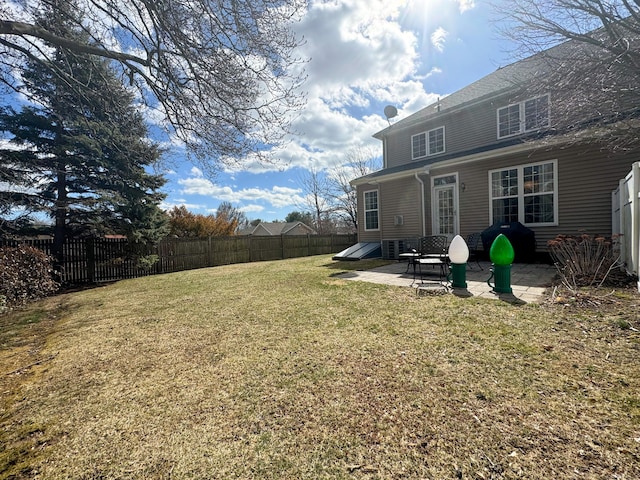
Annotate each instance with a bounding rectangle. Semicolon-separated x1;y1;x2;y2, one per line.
1;255;639;479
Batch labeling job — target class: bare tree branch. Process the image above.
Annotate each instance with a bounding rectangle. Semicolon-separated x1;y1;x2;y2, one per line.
494;0;640;151
0;20;151;64
297;167;333;234
327;147;381;232
0;0;308;174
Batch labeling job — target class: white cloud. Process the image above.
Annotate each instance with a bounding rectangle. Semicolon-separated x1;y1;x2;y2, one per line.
296;0;418;95
237;0;488;184
255;0;471;179
177;175;306;210
420;67;443;79
0;138;17;149
190;166;204;177
431;27;449;53
160;201;208;212
241;204;265;214
456;0;476;13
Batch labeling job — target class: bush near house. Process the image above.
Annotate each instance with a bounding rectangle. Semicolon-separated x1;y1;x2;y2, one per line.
0;245;59;312
548;234;622;290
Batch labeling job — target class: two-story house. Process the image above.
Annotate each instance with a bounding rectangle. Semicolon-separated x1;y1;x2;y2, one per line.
350;38;639;261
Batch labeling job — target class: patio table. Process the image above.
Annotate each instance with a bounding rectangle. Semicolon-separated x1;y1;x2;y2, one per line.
414;254;450;286
398;251;422;273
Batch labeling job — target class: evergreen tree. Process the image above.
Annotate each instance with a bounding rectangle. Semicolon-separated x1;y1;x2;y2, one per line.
0;3;168;266
285;211;315;227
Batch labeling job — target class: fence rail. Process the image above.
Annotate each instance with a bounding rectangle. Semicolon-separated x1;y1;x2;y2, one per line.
1;234;357;284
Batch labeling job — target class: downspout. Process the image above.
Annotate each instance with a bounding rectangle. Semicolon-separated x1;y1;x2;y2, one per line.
415;171;427;237
383;137;388;169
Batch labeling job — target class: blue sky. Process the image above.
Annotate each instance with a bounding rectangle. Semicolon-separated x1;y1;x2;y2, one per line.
162;0;519;222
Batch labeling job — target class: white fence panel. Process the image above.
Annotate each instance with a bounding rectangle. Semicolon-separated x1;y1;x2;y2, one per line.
613;162;639;290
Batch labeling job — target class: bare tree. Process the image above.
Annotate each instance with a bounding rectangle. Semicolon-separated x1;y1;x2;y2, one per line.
298;167;332;234
495;0;640;150
216;201;248;231
296;148;381;234
0;0;307;173
328;147;381;231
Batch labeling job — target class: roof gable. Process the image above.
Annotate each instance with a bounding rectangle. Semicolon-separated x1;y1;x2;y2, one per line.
374;40;581;138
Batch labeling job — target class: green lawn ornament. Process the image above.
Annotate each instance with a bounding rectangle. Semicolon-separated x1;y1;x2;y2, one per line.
448;234;469;288
487;233;515;293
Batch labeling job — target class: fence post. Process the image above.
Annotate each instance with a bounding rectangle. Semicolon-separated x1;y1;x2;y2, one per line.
633;162;640;287
154;241;162;274
86;238;96;283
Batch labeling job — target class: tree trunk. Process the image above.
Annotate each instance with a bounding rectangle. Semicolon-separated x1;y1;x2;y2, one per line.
52;155;67;281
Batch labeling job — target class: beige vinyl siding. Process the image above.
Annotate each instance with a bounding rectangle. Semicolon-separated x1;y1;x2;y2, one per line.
437;162;492;236
430;145;636;252
551;148;634;242
444;102;499;152
379;177;424;239
356;185;380;242
384;134;411;169
385;93;516;170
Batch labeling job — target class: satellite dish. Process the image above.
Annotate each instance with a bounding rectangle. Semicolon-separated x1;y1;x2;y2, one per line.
384;105;398;122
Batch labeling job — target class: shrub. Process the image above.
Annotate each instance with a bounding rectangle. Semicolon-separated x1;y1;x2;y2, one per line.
136;254;159;271
547;234;620;290
0;245;60;311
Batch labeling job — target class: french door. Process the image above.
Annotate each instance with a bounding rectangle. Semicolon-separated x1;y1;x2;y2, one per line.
432;174;459;240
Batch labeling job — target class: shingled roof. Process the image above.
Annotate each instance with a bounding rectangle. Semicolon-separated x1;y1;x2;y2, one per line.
373;40;579;139
237;221;317;236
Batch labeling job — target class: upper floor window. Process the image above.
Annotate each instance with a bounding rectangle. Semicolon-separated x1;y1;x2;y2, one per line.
497;94;550;139
489;160;557;226
364;190;379;231
412;126;445;159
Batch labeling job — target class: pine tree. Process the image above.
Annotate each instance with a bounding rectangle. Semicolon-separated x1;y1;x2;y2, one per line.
0;3;168;267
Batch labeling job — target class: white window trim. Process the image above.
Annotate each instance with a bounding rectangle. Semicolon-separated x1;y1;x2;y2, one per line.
488;159;559;227
411;131;427;160
363;189;380;231
427;126;445;156
411;126;445;160
496;93;550;139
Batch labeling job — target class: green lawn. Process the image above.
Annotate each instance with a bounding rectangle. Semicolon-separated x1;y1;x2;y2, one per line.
1;255;639;479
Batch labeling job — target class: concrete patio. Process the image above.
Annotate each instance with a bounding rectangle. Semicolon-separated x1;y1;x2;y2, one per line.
336;259;558;303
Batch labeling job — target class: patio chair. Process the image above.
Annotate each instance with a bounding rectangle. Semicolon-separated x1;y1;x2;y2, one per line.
419;235;448;257
414;235;449;284
466;232;483;270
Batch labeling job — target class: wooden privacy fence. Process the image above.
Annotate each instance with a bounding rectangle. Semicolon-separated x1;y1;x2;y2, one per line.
0;234;357;284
